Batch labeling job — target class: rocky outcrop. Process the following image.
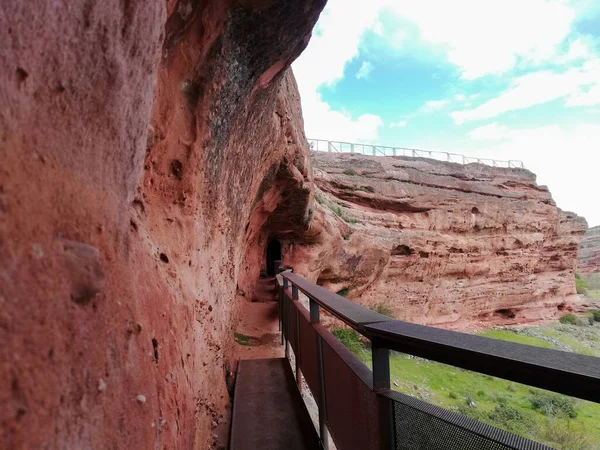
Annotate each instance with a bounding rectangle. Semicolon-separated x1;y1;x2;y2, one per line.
286;152;587;330
579;226;600;274
0;1;323;449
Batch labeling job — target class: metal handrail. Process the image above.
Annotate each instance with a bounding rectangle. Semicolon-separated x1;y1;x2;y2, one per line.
281;272;599;403
308;138;525;169
277;271;599;450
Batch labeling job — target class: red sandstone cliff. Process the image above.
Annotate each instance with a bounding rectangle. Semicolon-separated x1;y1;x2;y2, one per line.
579;225;600;274
285;152;587;330
0;1;323;449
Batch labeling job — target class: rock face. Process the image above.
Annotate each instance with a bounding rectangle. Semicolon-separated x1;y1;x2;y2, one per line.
286;152;587;330
0;1;323;449
579;226;600;274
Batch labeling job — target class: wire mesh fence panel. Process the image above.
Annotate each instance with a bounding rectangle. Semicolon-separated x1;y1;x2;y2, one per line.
319;328;382;450
390;392;551;450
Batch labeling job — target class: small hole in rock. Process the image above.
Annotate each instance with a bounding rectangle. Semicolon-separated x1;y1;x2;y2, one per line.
159;253;169;263
130;220;138;232
152;338;159;362
471;207;480;214
171;160;183;180
495;308;516;319
392;244;414;256
16;68;28;83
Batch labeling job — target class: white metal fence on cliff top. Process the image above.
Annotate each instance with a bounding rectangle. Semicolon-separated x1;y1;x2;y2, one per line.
308;138;525;169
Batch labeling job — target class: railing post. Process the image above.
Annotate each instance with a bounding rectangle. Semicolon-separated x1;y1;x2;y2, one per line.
372;339;390;391
278;283;282;334
291;284;302;392
309;298;320;324
372;338;395;450
317;335;329;450
283;278;290;358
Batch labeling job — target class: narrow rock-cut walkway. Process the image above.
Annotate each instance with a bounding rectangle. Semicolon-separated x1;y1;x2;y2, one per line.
233;276;283;361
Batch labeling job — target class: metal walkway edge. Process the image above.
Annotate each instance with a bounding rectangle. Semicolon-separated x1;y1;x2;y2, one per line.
230;358;320;450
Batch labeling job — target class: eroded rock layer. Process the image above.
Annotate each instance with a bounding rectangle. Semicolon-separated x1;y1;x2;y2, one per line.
286;152;587;330
579;225;600;274
0;1;323;449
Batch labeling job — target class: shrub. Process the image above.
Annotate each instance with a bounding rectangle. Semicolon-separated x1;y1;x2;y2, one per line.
488;405;535;433
477;390;486;398
575;277;589;294
455;404;487;422
448;392;458;399
343;168;357;176
535;420;593;450
331;205;343;217
314;192;323;204
493;394;508;405
559;313;577;325
332;328;364;355
529;390;578;418
592;310;600;322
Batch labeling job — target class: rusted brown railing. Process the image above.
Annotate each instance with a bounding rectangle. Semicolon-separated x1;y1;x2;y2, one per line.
277;271;600;450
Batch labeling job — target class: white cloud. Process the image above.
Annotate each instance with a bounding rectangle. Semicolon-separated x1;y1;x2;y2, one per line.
420;99;450;113
390;120;407;128
356;61;374;79
452;59;600;123
461;123;600;226
383;0;577;79
562;38;595;63
292;0;384;142
301;92;384;141
467;122;510;141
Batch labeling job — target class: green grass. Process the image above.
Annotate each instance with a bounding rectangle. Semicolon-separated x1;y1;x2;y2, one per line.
335;322;600;449
331;328;366;356
537;328;600;357
234;332;259;346
328;204;359;224
576;277;589;294
586;289;600;300
479;329;555;349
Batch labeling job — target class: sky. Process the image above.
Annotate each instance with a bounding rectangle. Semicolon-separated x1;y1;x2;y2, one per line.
292;0;600;227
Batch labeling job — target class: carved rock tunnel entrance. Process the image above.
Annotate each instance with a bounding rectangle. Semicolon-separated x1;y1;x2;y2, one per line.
266;239;282;276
